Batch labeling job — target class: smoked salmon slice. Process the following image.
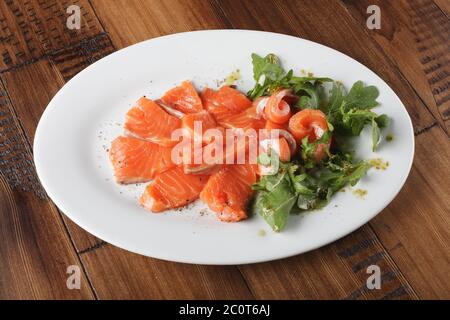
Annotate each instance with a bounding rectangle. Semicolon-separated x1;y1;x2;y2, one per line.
140;167;209;212
124;97;181;146
200;87;216;109
201;88;235;122
200;164;257;222
207;104;236;123
265;120;288;131
178;110;222;174
161;80;203;114
201;86;252;122
219;105;266;131
211;86;252;113
181;110;218;143
109;136;175;184
288;109;328;143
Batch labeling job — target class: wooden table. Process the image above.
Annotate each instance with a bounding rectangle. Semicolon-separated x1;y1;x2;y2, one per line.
0;0;449;300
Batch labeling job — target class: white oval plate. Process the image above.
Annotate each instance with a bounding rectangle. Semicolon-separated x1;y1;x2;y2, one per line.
34;30;414;265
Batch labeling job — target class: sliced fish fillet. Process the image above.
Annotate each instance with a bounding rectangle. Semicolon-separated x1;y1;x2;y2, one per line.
109;136;175;184
201;86;252;122
200;164;257;222
219;105;266;131
140;167;209;212
181;110;218;143
161;80;203;114
124;97;181;146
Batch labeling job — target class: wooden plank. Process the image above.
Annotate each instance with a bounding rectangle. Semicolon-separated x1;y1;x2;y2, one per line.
0;0;115;253
90;0;228;49
80;244;253;299
0;0;103;70
239;225;416;299
2;60;62;141
370;126;450;299
1;59;105;252
214;0;436;134
342;0;450;133
0;82;94;299
49;33;115;82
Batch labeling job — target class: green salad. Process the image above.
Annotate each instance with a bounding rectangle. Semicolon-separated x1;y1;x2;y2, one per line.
249;53;389;232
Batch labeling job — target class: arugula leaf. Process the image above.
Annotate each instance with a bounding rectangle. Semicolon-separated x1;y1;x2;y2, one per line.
375;114;390;128
248;53;291;99
325;81;345;117
341;109;377;135
371;119;380;152
252;53;284;82
344;161;371;186
325;80;389;150
291;76;333;83
287;165;315;196
252;190;296;232
291;76;331;109
343;81;379;110
248;53;331;101
296;193;318;210
293;154;370;209
294;82;321;109
251;155;372;230
251;53;266;81
252;169;296;232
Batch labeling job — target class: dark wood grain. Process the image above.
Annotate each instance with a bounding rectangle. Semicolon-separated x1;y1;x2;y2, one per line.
1;49;106;253
0;82;94;299
49;33;114;82
342;0;450;134
238;225;416;299
80;244;253;299
369;126;450;299
91;0;228;49
0;0;114;255
0;0;103;70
